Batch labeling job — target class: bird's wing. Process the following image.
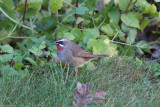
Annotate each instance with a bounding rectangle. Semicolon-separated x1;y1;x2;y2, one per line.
71;42;95;58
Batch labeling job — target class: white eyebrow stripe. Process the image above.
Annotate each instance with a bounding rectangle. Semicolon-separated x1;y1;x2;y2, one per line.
56;39;66;42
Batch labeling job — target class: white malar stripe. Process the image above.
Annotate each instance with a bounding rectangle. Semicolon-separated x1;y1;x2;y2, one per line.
59;44;64;47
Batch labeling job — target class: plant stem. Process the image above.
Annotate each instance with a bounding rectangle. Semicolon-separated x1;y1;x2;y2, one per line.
73;0;79;27
19;0;28;38
0;7;38;33
125;0;133;13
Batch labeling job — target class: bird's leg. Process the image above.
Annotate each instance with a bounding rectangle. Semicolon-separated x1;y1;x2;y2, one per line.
75;68;78;76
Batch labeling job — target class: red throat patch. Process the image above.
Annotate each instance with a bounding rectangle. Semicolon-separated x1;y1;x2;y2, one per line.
57;45;62;51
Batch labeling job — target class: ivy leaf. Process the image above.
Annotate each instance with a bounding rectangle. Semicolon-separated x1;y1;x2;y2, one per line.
1;44;13;53
121;13;140;28
75;7;89;15
136;41;150;51
82;28;99;44
49;0;63;13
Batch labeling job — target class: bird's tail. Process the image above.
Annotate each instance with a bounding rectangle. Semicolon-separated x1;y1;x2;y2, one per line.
94;54;109;58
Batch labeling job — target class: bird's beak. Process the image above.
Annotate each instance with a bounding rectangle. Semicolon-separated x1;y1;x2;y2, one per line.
52;42;57;45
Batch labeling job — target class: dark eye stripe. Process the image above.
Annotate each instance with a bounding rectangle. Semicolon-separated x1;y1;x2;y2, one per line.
56;41;64;44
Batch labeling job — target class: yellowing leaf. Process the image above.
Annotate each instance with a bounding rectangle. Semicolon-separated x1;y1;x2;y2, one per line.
49;0;63;13
104;0;110;4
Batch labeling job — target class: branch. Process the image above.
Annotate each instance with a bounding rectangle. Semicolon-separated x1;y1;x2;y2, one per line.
0;7;38;33
19;0;28;37
73;0;79;27
125;0;133;13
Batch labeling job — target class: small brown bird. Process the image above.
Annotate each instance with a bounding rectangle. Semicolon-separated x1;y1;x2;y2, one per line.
53;37;108;75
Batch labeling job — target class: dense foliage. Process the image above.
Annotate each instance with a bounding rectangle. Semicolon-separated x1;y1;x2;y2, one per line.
0;0;160;83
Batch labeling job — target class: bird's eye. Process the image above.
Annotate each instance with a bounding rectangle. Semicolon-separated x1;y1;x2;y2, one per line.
57;41;64;44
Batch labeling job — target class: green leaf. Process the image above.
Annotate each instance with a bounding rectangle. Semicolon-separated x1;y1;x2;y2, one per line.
87;38;108;54
119;0;135;12
126;28;137;44
154;72;160;77
71;28;82;41
13;55;23;63
64;32;75;40
1;44;13;53
101;24;114;37
16;0;43;19
75;7;89;15
140;19;151;31
136;41;150;50
124;46;135;56
136;47;144;54
82;28;99;44
0;54;13;63
118;31;126;41
143;4;157;15
49;0;62;13
25;57;37;66
121;13;140;28
108;6;120;23
13;63;24;70
0;0;16;18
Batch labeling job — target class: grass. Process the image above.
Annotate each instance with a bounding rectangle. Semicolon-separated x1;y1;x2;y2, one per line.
0;57;160;106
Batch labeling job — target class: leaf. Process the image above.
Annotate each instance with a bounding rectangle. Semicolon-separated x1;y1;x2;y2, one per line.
49;0;62;13
92;90;107;100
101;24;114;37
126;28;137;44
107;6;120;23
71;28;82;41
0;54;13;63
119;0;134;12
1;44;13;53
13;63;24;70
64;32;75;40
77;82;92;97
25;57;37;66
16;0;43;19
136;41;150;50
143;4;157;15
0;0;16;18
75;7;89;15
87;38;108;55
154;72;160;77
82;28;99;44
140;19;151;31
121;13;140;28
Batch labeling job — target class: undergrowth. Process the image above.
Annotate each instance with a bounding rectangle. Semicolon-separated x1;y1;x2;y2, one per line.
0;57;160;106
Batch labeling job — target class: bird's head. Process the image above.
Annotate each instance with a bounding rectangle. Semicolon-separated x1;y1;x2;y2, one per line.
53;37;70;51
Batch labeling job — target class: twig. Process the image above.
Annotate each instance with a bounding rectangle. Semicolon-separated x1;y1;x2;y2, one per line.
139;15;146;25
73;0;79;27
19;0;28;37
125;0;133;13
63;0;76;9
0;7;38;33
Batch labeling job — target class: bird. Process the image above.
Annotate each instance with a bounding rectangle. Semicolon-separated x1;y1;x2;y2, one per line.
53;37;108;75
